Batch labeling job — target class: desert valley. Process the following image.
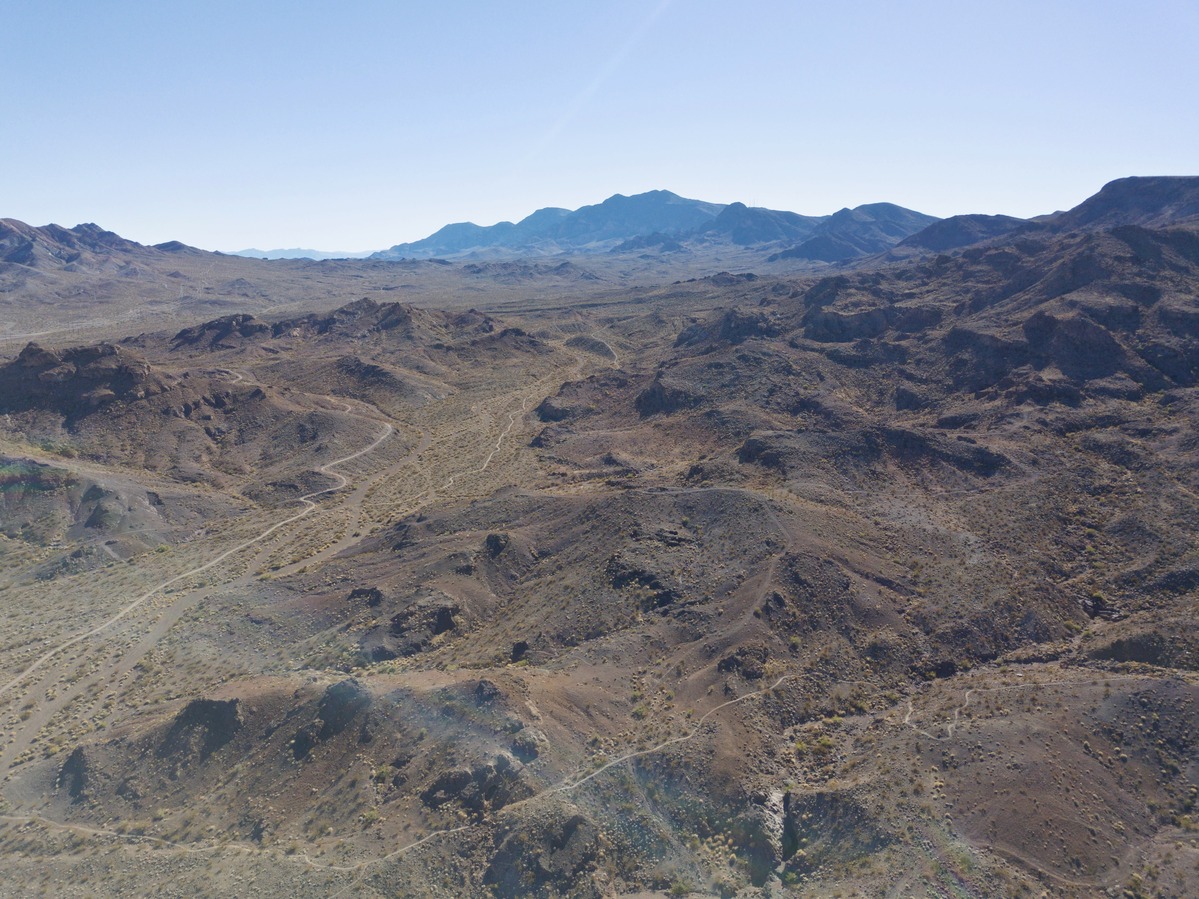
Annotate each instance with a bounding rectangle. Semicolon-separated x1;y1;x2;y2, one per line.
0;177;1198;897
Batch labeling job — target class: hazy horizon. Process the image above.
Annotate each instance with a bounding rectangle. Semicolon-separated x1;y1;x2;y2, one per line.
4;0;1197;251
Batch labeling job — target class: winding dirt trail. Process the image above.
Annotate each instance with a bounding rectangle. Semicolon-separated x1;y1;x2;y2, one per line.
899;672;1168;742
0;342;624;885
0;420;394;703
0;399;396;775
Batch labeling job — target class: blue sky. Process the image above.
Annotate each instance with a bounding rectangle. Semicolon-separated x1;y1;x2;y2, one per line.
3;0;1196;251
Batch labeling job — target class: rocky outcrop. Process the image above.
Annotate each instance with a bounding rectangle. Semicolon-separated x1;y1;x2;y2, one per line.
360;597;460;661
347;586;384;607
0;342;177;417
484;809;602;898
802;275;851;309
420;752;531;818
675;308;778;347
943;327;1030;391
634;375;702;417
171;314;270;348
893;385;928;411
485;533;511;556
878;427;1010;477
1087;628;1198;669
718;645;769;679
291;679;372;760
781;789;890;874
512;726;549;762
607;554;680;609
158;698;242;762
535;397;573;422
316;678;372;740
57;746;90;801
732;792;786;885
564;335;617;359
803;307;889;342
999;370;1083;406
1022;311;1129;381
274;298;421;339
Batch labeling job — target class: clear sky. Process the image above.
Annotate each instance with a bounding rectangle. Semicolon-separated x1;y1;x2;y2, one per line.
3;0;1196;251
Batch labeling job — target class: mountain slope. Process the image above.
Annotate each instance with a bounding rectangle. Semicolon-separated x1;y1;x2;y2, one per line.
770;202;941;262
371;191;721;259
1051;175;1199;230
0;219;159;269
697;201;824;245
894;212;1029;252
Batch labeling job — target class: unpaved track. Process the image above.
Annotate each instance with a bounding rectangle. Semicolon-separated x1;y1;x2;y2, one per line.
0;407;395;774
0;420;394;703
899;671;1181;742
0;343;621;883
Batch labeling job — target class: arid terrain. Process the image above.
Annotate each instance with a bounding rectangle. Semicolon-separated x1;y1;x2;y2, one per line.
1;177;1198;898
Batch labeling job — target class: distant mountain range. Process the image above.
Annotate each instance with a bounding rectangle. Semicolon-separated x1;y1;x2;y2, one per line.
369;190;941;262
370;177;1199;263
227;248;374;260
7;177;1199;279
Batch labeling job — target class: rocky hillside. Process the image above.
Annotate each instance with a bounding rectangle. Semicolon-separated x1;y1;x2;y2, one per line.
1;175;1198;898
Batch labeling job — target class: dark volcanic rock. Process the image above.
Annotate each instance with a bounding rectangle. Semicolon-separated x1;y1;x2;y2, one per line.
316;678;372;740
879;427;1010;477
347;586;384;607
421;752;530;818
893;386;927;411
607;554;680;609
360;597;460;660
803;307;889;342
159;698;242;761
718;645;769;679
675;308;779;347
732;797;785;886
782;789;890;873
484;810;602;898
1088;630;1198;669
473;678;502;704
57;746;90;801
171;314;270;348
0;342;177;417
1022;311;1129;381
511;726;548;762
291;679;372;760
944;327;1030;391
634;375;702;417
